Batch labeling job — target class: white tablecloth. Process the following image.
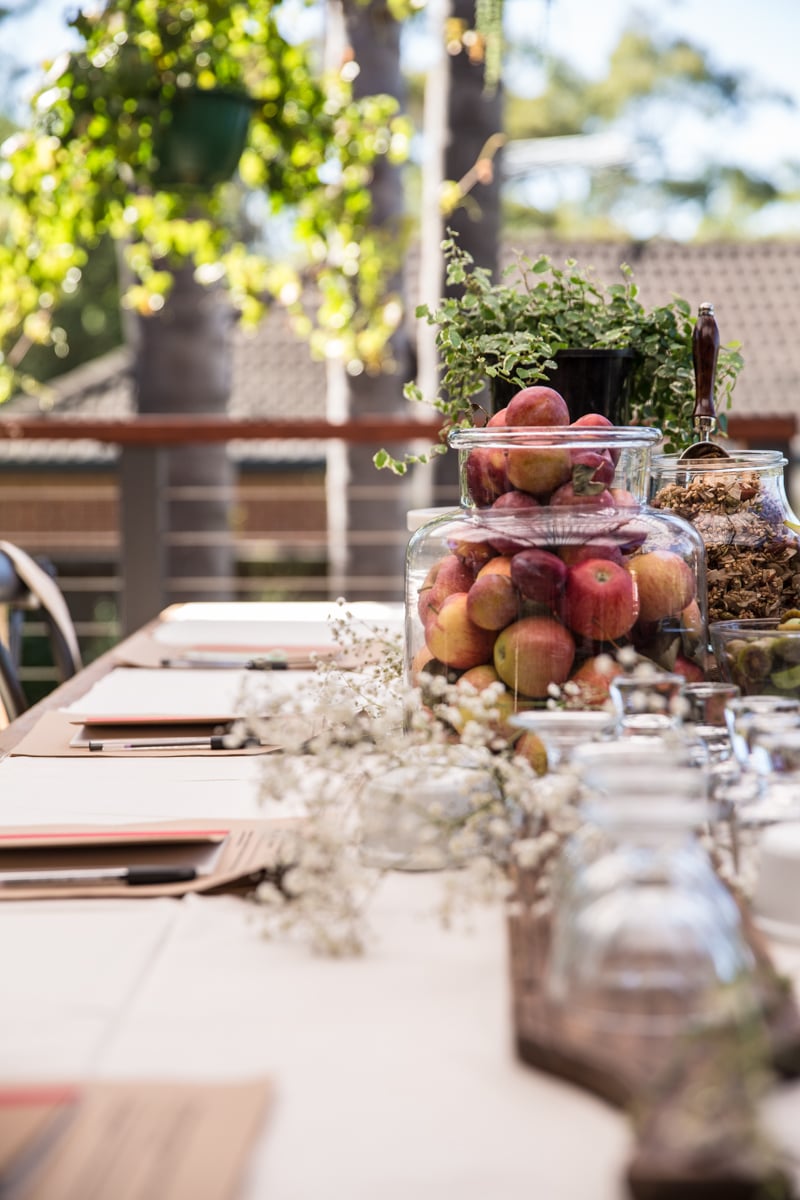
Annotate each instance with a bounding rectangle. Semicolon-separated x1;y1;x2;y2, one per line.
1;875;635;1199
3;599;800;1197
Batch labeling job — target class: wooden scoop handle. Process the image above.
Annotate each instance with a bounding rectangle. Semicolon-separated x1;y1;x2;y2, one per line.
692;302;720;424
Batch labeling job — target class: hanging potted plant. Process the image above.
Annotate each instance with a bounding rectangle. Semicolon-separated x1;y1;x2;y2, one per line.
0;0;411;404
392;236;744;468
39;0;292;190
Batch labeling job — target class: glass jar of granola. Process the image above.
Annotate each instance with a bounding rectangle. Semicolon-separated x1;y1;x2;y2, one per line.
649;451;800;625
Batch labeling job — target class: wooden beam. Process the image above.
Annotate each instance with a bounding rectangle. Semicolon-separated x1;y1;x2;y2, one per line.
726;415;797;444
0;416;448;446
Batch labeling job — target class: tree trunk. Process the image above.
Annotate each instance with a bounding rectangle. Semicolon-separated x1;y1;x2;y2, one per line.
334;0;417;602
434;0;505;503
445;0;504;278
131;265;236;604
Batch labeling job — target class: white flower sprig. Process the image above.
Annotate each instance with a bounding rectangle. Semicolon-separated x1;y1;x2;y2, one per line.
246;626;582;956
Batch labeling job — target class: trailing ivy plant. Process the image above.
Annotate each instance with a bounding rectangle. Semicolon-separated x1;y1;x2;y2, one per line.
0;0;412;402
376;235;744;473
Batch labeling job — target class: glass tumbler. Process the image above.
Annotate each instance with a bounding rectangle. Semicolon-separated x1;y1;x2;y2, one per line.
609;670;686;738
744;726;800;825
549;739;710;977
509;708;615;772
681;681;740;765
546;740;756;1082
724;695;800;770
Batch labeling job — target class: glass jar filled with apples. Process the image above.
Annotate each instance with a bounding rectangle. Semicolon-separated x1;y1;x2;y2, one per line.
405;386;708;716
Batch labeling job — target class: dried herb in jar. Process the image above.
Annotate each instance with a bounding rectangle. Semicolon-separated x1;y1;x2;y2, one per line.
651;471;800;624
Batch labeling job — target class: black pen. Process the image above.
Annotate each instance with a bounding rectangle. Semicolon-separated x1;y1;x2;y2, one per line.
0;865;198;887
159;655;290;670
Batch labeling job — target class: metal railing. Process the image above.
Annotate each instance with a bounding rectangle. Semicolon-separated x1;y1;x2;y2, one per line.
0;414;448;690
0;411;794;694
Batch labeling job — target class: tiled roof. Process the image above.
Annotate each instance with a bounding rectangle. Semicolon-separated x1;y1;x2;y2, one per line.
1;239;797;464
521;239;800;420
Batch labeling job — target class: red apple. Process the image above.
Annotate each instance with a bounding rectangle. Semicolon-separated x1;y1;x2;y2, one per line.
418;553;476;622
487;408;508;426
571;412;621;464
569;654;620;708
550;480;614;508
410;645;437;685
443;522;497;568
513;730;548;774
477;555;512;578
672;654;705;684
456;665;520;739
563;558;638;642
465;445;510;507
458;663;504;691
506;445;572;497
466;572;520;631
493;615;575;698
570;448;616;488
510;547;568;607
487;490;542;554
629;550;696;623
608;487;638;508
558;539;624;568
681;599;704;640
571;413;615;429
492;489;540;512
506;386;570;428
425;592;498;670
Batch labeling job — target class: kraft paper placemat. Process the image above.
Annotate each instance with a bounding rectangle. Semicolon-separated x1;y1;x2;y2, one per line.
8;710;315;758
0;819;298;900
0;1078;273;1200
113;627;339;670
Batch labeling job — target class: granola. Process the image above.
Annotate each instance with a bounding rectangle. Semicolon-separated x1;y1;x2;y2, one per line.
652;472;800;623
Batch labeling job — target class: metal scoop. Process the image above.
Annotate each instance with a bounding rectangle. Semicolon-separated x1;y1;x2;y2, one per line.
678;301;730;461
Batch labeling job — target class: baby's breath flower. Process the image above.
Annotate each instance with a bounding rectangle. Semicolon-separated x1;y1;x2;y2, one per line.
617;645;638;670
249;616;632;956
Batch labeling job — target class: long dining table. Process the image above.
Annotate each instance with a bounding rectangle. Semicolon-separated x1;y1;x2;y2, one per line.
2;600;800;1200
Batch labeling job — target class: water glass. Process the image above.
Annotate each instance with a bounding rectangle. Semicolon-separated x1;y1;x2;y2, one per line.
681;681;740;764
609;671;686;738
743;725;800;824
547;739;759;1081
724;695;800;770
509;708;614;772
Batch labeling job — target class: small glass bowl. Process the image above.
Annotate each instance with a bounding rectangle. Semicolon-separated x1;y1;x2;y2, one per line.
711;617;800;699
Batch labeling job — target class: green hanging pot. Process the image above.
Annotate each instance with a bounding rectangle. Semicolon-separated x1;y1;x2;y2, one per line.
152;87;256;189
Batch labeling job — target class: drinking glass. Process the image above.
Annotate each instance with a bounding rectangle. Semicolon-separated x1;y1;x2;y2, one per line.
681;681;740;765
549;739;711;969
547;740;758;1082
509;708;614;772
742;725;800;825
724;695;800;771
609;671;686;739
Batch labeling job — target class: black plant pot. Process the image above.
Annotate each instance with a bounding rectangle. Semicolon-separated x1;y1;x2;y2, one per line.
491;348;636;424
153;88;255;189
